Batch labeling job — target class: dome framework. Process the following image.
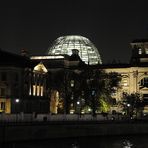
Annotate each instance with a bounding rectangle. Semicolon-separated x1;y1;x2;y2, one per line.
47;35;102;65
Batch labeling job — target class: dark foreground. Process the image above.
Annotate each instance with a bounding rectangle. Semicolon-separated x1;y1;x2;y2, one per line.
1;120;148;148
3;134;148;148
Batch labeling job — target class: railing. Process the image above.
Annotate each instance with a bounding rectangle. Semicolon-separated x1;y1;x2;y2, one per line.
0;113;120;122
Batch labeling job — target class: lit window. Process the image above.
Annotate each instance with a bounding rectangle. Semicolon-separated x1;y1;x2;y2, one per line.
70;109;75;114
29;87;31;95
139;48;142;54
40;86;43;96
145;48;148;54
70;80;74;87
122;79;128;86
32;85;44;96
33;85;36;96
70;103;73;107
37;86;40;96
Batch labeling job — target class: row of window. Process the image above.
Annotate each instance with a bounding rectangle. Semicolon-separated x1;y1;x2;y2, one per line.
139;48;148;54
29;85;44;97
70;76;148;88
121;77;148;87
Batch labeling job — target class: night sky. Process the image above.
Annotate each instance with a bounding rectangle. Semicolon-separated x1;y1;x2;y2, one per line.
0;0;148;63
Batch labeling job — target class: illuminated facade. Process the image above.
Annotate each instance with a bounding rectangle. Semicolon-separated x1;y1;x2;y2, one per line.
30;51;87;114
104;40;148;113
47;35;102;65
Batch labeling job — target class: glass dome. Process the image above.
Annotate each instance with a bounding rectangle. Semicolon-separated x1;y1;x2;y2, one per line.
47;35;102;65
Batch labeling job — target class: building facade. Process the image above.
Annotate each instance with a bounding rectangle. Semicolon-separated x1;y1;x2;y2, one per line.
104;39;148;113
0;37;148;115
0;49;30;113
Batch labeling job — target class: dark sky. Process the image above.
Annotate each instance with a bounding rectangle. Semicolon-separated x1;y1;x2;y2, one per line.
0;0;148;63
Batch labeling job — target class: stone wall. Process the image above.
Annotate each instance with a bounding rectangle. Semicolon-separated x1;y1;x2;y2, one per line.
0;121;148;143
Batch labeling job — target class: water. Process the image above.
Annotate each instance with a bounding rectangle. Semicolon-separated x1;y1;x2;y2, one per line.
4;134;148;148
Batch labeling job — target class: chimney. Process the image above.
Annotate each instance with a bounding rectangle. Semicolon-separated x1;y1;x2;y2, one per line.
21;48;28;56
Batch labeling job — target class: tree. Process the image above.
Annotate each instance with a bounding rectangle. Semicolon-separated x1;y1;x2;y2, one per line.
78;67;121;116
92;70;121;113
48;64;121;115
122;92;143;118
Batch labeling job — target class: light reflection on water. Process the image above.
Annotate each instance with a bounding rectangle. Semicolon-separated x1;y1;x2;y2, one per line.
5;134;148;148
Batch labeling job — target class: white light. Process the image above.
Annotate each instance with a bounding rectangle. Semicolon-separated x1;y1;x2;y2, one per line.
81;110;85;114
15;99;20;103
77;101;80;105
88;108;91;112
70;110;74;114
31;55;64;60
127;104;130;107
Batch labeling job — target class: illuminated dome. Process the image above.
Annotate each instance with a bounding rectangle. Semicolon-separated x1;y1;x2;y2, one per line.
47;35;102;65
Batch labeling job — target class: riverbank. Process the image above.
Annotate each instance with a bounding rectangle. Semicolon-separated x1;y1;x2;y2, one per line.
0;120;148;143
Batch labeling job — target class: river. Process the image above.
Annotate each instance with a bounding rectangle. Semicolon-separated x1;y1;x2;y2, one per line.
4;134;148;148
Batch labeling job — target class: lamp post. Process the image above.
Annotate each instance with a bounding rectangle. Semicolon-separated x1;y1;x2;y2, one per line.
15;98;20;122
77;100;81;118
127;103;131;119
91;89;96;117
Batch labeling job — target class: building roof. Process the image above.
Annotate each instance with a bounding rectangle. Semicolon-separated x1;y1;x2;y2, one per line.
132;39;148;43
0;49;30;67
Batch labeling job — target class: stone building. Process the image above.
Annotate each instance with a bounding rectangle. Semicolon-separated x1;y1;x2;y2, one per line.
0;36;148;114
0;49;30;113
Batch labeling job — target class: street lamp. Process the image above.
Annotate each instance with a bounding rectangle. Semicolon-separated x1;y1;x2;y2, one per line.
127;103;130;107
77;101;80;105
126;103;131;119
77;100;82;118
15;98;20;122
15;99;20;103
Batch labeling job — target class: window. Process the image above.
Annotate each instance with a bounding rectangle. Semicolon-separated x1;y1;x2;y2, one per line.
143;94;148;102
40;86;43;96
141;77;148;87
70;80;74;87
0;88;6;96
0;102;5;110
1;72;7;81
32;85;44;96
36;86;40;96
15;73;19;81
139;48;142;54
122;79;128;86
145;48;148;54
33;85;36;96
123;80;128;86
